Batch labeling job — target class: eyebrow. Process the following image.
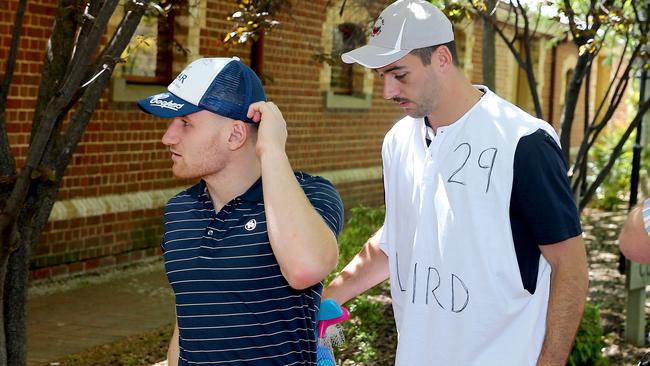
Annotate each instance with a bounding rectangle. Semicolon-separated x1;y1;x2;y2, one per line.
181;114;196;123
377;66;406;74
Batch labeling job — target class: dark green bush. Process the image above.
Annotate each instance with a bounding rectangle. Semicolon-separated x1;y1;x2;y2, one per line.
329;206;396;364
568;302;608;366
334;205;385;273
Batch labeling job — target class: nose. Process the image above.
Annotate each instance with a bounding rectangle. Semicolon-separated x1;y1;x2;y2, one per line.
383;77;399;100
161;119;181;146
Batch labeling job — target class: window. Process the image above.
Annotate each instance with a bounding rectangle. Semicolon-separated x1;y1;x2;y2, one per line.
319;2;374;110
121;7;175;84
110;0;202;103
330;23;365;95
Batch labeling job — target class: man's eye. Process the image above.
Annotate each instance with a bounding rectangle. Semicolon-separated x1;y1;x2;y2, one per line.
394;73;407;80
181;120;191;127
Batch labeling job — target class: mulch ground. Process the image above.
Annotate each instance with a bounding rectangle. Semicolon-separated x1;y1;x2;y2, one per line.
583;208;650;365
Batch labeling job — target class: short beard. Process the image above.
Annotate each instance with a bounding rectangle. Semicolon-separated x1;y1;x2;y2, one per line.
393;97;429;119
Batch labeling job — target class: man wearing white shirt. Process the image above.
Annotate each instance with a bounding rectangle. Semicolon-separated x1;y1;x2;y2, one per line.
323;1;589;365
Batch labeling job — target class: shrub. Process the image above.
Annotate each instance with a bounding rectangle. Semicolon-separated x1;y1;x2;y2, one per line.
587;125;650;210
568;302;608;366
334;205;385;272
330;206;397;365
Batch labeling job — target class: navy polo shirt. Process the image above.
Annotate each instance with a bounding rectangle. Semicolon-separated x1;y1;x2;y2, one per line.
162;172;344;365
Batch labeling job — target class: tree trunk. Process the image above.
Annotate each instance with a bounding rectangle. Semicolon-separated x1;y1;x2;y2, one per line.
481;0;496;91
559;53;591;164
4;237;30;366
0;251;8;366
0;1;152;365
0;0;26;177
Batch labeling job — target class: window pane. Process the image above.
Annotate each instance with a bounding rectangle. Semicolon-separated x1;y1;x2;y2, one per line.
330;23;365;95
123;17;159;77
122;11;174;84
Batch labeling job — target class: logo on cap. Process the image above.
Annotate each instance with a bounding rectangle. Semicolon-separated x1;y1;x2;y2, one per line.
149;93;184;111
372;17;384;37
176;73;188;84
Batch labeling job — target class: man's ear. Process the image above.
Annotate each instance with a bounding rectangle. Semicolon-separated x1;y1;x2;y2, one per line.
435;45;454;71
227;120;249;150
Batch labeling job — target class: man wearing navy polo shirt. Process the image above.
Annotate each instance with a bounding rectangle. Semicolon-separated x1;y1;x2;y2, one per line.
137;57;344;366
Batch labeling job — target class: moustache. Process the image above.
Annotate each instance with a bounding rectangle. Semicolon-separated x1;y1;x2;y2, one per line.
392;97;412;104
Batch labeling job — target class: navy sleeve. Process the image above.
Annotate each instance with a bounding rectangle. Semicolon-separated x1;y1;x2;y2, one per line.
300;174;345;238
510;129;582;294
511;129;582;245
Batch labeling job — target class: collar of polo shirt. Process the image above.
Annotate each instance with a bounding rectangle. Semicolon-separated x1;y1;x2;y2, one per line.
192;178;264;204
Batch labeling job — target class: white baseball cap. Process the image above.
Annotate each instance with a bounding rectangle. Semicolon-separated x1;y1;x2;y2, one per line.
341;0;454;69
137;57;266;122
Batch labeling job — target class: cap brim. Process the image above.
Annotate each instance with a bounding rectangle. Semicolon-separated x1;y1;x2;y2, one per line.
341;45;410;69
137;92;202;118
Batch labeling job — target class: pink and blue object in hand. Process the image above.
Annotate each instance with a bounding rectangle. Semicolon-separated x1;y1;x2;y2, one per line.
316;299;350;366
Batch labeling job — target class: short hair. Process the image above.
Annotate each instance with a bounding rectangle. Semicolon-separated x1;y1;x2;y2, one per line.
245;121;258;143
409;41;459;67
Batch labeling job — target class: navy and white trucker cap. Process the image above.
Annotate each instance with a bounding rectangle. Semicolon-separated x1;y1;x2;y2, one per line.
341;0;454;69
137;57;266;123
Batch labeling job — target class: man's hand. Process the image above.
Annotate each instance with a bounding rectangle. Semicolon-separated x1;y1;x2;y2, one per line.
247;101;287;158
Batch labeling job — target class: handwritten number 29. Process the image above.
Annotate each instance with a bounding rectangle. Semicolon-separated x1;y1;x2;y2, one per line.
478;148;497;193
447;143;498;193
447;143;471;186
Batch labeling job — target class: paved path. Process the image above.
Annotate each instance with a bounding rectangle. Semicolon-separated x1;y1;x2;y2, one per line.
26;261;174;365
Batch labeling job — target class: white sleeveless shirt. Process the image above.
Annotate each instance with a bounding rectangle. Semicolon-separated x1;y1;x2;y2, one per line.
380;87;559;365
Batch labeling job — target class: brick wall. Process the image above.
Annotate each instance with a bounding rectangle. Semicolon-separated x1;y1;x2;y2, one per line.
1;0;399;280
0;1;627;280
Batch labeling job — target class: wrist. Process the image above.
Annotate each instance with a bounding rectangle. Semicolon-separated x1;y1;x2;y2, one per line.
259;147;289;166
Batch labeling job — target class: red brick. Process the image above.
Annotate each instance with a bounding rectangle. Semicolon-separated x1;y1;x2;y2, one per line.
11;0;627;281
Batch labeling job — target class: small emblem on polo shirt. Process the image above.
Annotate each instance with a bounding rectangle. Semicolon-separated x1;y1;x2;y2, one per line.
245;219;257;231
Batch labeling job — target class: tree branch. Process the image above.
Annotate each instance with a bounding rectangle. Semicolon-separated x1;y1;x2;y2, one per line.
0;0;27;177
31;1;79;141
531;2;543;39
0;0;120;249
579;97;650;210
474;7;528;71
562;0;580;44
559;51;594;163
474;1;543;117
57;0;152;172
482;0;497;90
514;0;543;118
571;70;630;193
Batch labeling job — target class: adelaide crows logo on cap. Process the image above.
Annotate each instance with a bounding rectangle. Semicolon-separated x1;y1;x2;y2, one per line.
149;93;184;111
